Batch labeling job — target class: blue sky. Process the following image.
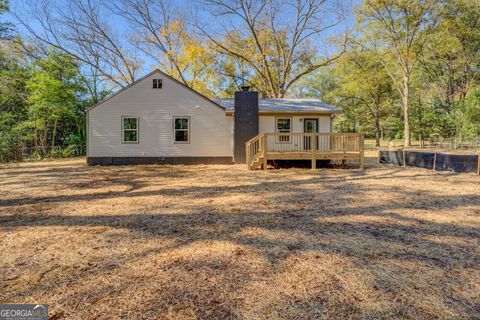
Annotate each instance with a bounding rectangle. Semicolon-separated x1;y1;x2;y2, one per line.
5;0;359;73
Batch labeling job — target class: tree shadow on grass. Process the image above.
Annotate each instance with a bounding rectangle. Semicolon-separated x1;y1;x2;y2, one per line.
0;167;463;208
2;199;479;318
1;164;479;318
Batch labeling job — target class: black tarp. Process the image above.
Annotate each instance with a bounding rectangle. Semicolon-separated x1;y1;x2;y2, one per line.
434;153;478;173
379;150;404;166
404;151;435;169
379;150;479;173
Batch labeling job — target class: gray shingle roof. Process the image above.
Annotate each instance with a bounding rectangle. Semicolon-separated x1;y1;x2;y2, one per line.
214;98;339;113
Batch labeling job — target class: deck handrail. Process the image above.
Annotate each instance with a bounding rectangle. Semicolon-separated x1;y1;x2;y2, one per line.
263;132;362;137
245;133;265;168
245;133;264;146
264;132;362;152
246;132;364;170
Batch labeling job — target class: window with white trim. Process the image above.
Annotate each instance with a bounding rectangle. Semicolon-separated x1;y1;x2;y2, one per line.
276;117;291;142
122;117;139;143
173;117;189;143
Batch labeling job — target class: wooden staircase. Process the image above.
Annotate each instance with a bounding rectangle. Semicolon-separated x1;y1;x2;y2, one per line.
246;134;266;170
249;154;264;170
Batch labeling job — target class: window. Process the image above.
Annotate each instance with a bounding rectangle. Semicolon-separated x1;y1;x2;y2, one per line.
276;117;291;142
122;117;139;143
173;117;189;143
153;79;162;89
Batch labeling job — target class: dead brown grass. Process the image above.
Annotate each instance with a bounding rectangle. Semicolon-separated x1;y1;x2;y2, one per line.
0;155;479;319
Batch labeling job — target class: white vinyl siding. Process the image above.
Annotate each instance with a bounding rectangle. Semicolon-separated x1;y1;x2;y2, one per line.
259;114;332;150
260;115;331;134
88;71;232;157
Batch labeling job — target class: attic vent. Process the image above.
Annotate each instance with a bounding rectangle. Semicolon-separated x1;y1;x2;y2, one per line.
153;79;162;89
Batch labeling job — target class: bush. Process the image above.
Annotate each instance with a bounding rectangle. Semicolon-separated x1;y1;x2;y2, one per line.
61;145;77;157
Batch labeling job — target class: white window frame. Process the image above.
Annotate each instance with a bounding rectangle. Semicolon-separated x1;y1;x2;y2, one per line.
276;117;292;143
122;116;139;144
173;116;190;144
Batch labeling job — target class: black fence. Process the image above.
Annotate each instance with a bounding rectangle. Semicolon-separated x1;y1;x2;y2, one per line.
0;145;86;163
379;150;479;174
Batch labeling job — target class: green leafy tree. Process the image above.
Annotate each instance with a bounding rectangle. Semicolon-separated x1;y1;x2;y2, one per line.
26;51;85;155
0;40;31;160
416;0;480;139
457;88;480;137
421;0;480;103
327;50;395;146
357;0;439;146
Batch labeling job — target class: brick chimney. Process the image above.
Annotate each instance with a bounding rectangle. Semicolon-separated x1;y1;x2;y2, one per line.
234;87;259;163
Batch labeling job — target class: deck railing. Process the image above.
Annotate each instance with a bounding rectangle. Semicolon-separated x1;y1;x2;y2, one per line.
245;134;263;167
264;132;362;153
246;132;364;170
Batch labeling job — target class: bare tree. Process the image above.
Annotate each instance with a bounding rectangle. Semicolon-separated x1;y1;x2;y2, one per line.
113;0;185;82
196;0;347;98
11;0;143;89
112;0;217;94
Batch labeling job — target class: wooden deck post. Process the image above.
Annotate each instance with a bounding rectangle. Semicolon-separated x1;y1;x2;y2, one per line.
262;134;268;170
246;141;250;169
359;134;365;170
311;133;317;169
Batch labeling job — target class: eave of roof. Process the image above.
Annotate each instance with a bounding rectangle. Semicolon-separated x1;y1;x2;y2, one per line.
224;110;337;116
214;98;339;114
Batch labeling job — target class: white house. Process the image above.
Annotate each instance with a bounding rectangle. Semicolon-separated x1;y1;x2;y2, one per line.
87;69;339;165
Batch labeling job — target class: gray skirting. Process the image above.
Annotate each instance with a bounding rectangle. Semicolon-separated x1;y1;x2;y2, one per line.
87;156;233;166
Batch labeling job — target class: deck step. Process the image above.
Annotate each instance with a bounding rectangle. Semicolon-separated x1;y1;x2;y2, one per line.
249;156;263;170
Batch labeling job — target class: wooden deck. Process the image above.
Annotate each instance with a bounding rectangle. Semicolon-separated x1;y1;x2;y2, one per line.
246;133;364;170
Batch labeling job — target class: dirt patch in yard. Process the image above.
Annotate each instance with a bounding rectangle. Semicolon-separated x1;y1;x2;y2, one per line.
0;155;479;319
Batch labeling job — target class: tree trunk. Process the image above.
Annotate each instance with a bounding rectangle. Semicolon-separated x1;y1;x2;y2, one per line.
40;126;47;157
374;114;381;147
51;119;58;156
402;77;411;147
33;115;39;150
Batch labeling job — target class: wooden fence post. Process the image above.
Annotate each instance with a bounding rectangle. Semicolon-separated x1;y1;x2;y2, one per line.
432;152;437;171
